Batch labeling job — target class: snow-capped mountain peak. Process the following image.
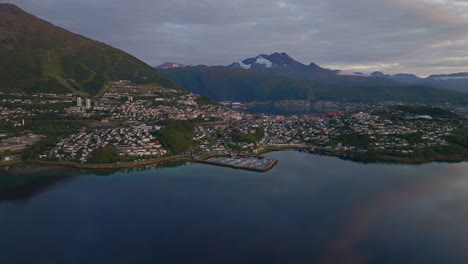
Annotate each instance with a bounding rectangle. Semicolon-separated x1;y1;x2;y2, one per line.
228;52;341;81
230;52;304;70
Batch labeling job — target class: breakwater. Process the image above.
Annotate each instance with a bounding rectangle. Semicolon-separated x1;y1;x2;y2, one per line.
195;157;278;172
28;155;279;172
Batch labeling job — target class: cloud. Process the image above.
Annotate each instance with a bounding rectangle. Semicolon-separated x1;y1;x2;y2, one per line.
9;0;468;76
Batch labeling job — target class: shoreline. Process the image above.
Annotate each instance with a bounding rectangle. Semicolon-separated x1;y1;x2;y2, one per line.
28;156;195;171
0;161;22;168
12;146;468;173
26;154;279;173
314;150;468;164
257;146;468;164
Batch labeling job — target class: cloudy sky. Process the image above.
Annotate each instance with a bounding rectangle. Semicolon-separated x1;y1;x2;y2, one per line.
9;0;468;76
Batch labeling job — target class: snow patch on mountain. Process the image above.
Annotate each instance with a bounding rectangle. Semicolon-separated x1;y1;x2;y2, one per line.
255;56;273;68
156;62;188;69
239;61;251;69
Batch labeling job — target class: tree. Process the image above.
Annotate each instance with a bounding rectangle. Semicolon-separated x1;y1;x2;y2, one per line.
157;120;196;154
232;128;265;143
87;146;122;164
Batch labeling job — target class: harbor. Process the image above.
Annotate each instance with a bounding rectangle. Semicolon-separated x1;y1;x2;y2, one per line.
25;154;280;173
197;156;278;172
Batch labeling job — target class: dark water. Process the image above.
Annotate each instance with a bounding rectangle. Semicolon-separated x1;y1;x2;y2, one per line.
1;151;468;264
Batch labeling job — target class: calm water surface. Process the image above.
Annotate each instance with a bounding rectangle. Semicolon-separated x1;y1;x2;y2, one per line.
1;151;468;264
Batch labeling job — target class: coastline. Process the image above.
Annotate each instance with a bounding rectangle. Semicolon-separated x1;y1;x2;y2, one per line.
313;149;468;164
26;154;278;173
257;146;468;164
11;146;468;174
0;160;22;168
194;158;278;172
28;156;195;171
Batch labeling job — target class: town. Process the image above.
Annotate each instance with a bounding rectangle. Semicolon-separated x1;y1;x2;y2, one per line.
1;82;468;168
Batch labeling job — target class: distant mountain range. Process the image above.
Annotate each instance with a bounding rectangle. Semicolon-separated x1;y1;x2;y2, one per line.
230;53;468;92
161;65;468;104
3;3;468;105
369;71;468;92
159;52;468;103
0;4;181;96
161;65;318;102
160;52;468;93
228;52;402;87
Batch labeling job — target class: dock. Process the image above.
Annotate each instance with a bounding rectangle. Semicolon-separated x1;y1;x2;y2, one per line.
28;154;279;173
196;156;278;172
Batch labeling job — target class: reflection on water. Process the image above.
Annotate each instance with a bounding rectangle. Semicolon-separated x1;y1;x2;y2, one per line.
0;164;78;202
324;165;468;264
336;154;466;165
298;149;467;166
0;162;188;201
0;152;467;264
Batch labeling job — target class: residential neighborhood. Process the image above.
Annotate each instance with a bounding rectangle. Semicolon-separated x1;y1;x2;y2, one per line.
0;83;467;165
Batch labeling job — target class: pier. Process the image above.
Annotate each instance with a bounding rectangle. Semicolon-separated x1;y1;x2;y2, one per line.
196;156;278;172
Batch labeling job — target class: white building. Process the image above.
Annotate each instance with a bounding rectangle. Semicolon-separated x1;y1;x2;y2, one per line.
77;97;82;107
85;99;91;109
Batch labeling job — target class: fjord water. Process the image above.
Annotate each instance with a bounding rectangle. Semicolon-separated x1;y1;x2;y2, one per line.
1;151;468;264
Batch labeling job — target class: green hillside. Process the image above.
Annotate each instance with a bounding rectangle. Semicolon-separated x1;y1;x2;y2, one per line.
161;65;468;104
0;4;181;96
312;84;468;104
161;66;318;101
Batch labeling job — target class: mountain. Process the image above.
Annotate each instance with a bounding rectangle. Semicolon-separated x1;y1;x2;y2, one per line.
424;73;468;92
230;52;336;75
231;53;468;92
370;72;422;83
389;73;422;83
428;72;468;80
161;65;318;101
229;52;402;86
369;71;387;78
0;4;181;96
161;65;468;104
370;71;468;92
156;62;189;70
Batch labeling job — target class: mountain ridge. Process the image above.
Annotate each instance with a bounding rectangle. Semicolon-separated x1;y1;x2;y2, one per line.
161;65;468;104
229;52;404;87
0;3;181;96
370;71;468;92
229;52;468;93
